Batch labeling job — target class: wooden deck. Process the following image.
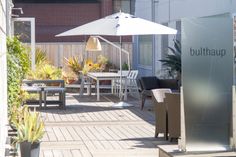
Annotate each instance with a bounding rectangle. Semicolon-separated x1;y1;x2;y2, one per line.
39;93;167;157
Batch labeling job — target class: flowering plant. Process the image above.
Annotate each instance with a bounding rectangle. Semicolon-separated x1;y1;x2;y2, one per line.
82;59;102;74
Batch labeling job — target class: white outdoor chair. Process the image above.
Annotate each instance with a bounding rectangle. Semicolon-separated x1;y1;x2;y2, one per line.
113;70;139;98
112;70;129;95
125;70;139;97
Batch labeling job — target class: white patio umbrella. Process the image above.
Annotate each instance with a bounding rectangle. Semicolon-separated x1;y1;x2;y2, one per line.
57;11;177;36
56;11;177;107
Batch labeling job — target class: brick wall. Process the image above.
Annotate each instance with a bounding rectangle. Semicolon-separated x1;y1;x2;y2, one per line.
14;1;131;42
100;0;113;17
15;3;101;42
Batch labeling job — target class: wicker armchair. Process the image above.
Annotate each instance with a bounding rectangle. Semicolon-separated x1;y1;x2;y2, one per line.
165;93;180;141
151;88;172;139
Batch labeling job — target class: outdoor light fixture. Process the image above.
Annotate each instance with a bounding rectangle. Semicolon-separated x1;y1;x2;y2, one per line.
86;35;131;70
12;7;24;14
85;36;102;51
11;7;24;17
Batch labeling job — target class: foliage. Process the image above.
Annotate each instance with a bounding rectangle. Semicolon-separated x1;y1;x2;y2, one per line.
27;48;61;80
62;71;77;84
26;64;62;80
9;105;27;129
64;57;82;75
82;59;102;74
97;54;108;65
21;90;39;102
7;37;31;108
122;62;129;70
35;48;48;65
7;37;30;77
65;55;110;75
14;106;45;143
159;39;181;76
97;55;109;71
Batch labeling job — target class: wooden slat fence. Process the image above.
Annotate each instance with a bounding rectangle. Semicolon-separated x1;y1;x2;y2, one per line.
36;42;132;72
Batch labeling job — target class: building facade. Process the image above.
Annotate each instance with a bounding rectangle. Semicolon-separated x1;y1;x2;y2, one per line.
13;0;134;42
133;0;236;77
0;0;8;156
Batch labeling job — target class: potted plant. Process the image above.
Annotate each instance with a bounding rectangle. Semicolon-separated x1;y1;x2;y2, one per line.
64;56;82;75
14;106;45;157
159;39;181;80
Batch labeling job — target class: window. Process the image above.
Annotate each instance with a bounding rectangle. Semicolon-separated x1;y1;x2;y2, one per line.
176;20;181;42
161;23;169;60
138;35;152;66
161;35;168;59
113;0;131;13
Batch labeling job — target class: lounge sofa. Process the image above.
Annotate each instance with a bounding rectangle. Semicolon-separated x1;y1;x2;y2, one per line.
139;76;179;110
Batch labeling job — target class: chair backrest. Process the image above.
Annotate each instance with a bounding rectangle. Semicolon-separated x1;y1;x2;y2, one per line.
127;70;138;80
117;70;129;77
159;79;179;90
151;88;172;103
140;76;159;90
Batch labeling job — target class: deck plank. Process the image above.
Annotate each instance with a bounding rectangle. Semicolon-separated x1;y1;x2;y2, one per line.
43;150;54;157
62;150;73;157
52;150;63;157
45;127;57;142
60;127;73;141
52;127;66;141
71;149;82;157
67;126;82;141
39;93;160;157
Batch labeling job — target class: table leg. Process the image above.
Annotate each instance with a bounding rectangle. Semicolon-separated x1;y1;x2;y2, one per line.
124;78;127;101
39;91;42;109
111;79;114;94
80;75;85;96
97;79;100;101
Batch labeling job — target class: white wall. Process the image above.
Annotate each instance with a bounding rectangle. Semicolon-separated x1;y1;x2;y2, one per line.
134;0;236;76
134;0;152;20
0;0;8;156
157;0;236;23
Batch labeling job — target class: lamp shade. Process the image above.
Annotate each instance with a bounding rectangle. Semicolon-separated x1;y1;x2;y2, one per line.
85;36;102;51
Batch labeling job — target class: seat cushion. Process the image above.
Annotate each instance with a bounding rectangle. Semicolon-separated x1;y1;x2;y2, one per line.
140;76;159;90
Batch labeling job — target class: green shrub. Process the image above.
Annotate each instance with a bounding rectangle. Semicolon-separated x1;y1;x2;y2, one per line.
7;37;30;77
35;48;48;65
7;37;30;108
64;57;81;75
122;62;129;70
26;64;62;80
159;39;181;76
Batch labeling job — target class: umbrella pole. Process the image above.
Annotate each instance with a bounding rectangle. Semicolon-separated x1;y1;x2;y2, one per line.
112;36;132;108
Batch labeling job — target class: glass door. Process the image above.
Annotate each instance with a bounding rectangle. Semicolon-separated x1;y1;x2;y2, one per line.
11;18;35;70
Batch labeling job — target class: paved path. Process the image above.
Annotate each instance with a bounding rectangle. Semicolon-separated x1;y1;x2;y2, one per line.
39;93;167;157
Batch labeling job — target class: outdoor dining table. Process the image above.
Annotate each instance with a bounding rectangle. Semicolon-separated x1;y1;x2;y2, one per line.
87;72;127;101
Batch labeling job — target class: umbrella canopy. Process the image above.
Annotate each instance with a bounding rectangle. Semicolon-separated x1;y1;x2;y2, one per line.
56;12;177;37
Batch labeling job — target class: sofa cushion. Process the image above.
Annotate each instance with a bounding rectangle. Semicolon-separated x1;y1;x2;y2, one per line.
140;76;160;90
